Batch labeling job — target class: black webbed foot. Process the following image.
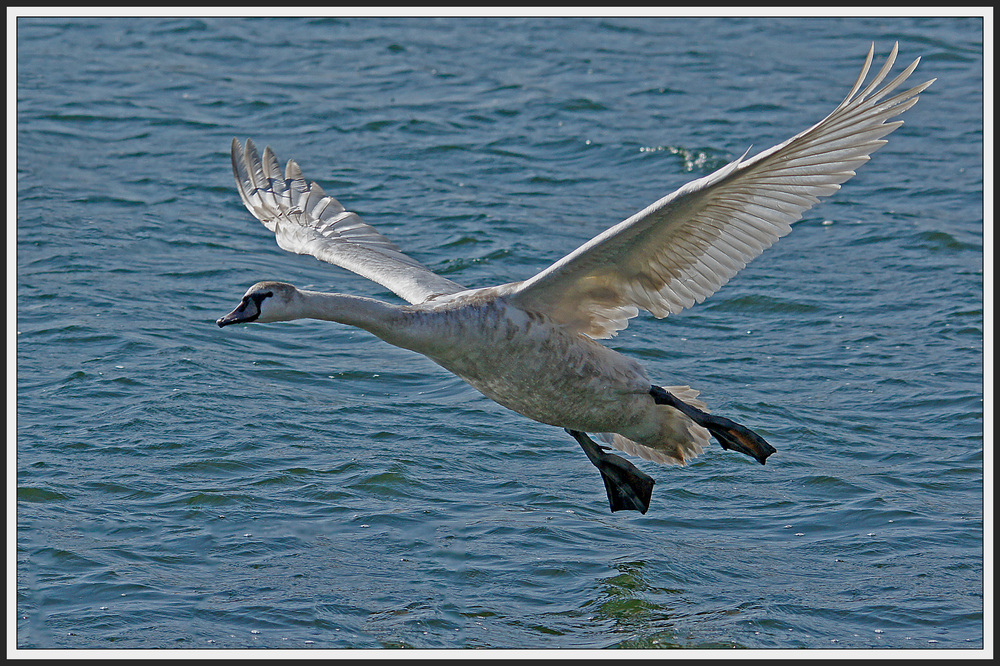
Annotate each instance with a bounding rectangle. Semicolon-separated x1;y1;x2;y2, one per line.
649;385;776;464
566;429;655;514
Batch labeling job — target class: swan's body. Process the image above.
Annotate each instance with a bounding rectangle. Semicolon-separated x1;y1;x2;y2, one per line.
218;45;933;513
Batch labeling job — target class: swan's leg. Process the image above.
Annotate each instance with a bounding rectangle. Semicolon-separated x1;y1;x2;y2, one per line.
649;385;776;464
566;429;655;514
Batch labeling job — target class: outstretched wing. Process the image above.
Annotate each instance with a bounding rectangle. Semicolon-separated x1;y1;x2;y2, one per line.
508;43;935;338
231;138;465;304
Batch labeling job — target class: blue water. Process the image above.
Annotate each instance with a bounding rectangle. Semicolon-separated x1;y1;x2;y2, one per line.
15;16;984;651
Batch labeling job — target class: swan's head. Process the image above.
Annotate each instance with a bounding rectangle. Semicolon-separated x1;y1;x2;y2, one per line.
216;281;302;327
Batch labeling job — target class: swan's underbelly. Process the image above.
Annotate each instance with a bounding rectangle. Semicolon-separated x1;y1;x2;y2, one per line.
406;301;653;432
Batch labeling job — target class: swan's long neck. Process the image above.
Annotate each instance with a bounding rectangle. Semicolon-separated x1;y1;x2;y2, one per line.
291;289;411;341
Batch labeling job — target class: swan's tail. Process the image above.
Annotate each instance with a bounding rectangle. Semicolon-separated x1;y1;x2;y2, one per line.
649;385;775;465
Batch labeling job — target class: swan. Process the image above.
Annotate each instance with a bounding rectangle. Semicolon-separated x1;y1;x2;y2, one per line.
218;44;933;514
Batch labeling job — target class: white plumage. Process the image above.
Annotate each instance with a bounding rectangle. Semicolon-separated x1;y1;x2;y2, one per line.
219;44;932;513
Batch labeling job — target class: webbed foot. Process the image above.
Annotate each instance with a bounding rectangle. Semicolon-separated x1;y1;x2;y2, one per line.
566;429;655;514
649;385;776;464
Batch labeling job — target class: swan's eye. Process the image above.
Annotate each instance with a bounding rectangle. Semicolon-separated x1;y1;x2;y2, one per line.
249;291;273;309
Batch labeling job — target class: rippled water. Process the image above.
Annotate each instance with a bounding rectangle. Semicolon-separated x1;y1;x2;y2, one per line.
15;15;984;651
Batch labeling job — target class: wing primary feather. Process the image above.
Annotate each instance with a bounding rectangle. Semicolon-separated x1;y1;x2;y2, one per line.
838;42;875;105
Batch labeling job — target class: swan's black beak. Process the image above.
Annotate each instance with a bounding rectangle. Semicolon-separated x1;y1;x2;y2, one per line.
216;298;258;327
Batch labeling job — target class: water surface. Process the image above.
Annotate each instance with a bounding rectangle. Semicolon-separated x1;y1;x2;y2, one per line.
15;16;984;650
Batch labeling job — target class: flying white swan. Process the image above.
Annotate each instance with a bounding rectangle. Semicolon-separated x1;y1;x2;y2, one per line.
218;44;933;514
